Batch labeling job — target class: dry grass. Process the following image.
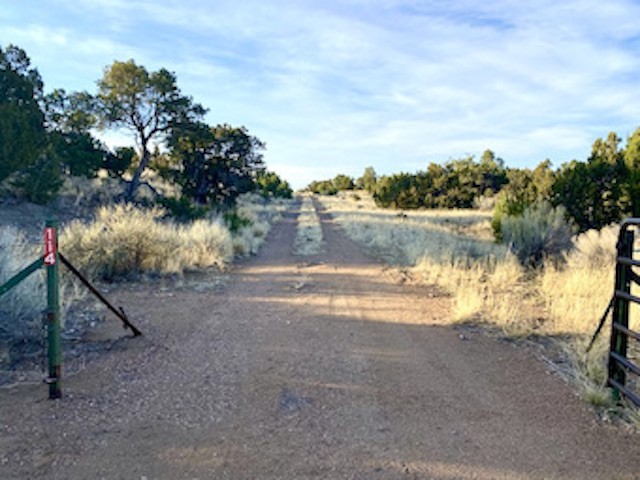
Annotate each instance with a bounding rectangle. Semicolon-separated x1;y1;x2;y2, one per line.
321;194;499;265
1;193;289;363
318;193;638;411
61;204;233;280
61;193;291;279
232;193;290;256
58;173;125;207
321;192;522;329
59;192;292;280
294;195;325;256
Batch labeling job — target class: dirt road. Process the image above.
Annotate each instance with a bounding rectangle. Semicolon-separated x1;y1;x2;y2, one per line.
1;202;639;479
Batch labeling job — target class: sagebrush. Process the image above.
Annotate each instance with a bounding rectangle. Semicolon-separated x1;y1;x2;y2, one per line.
500;202;574;267
61;205;233;280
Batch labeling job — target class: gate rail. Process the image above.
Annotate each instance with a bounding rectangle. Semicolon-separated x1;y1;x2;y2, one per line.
609;219;640;406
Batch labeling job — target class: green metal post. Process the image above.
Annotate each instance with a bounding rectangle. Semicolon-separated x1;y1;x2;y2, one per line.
45;220;62;399
609;229;633;402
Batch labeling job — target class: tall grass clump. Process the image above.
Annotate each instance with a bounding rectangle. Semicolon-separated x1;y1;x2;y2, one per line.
500;202;575;267
177;219;234;270
61;204;233;280
415;253;532;334
539;225;618;335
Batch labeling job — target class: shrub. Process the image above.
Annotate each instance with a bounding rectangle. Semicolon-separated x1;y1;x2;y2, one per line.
11;155;63;204
158;195;208;222
61;204;233;280
491;191;528;241
256;171;293;199
500;202;574;267
104;146;135;178
565;224;618;270
177;219;233;270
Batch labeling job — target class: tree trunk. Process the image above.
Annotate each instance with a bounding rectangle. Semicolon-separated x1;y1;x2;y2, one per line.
125;145;150;202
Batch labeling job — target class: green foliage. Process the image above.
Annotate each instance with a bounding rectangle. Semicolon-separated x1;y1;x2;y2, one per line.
158;196;209;222
44;89;97;134
1;44;108;194
42;88;107;179
47;131;105;177
168;121;265;207
104;147;136;178
552;133;629;232
623;127;640;217
223;209;252;233
0;44;46;182
500;202;574;267
1;46;287;213
491;162;554;240
307;179;338;195
11;155;63;204
256;171;292;198
373;173;419;208
356;166;377;192
333;174;354;191
371;155;508;209
307;174;354;195
492;194;523;241
97;59;206;200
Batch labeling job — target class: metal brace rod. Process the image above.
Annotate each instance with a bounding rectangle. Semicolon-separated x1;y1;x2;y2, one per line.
58;253;142;337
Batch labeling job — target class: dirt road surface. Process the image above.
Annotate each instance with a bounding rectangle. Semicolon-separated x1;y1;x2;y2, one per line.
1;201;639;479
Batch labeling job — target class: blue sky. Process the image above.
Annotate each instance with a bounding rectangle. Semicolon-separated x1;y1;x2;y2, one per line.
2;0;640;189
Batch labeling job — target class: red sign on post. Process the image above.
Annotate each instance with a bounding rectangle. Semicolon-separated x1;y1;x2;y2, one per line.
44;227;57;265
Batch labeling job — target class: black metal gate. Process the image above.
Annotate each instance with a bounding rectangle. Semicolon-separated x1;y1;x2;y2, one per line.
608;220;640;406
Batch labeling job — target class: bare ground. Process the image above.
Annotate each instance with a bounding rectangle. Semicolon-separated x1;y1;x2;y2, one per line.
0;202;639;479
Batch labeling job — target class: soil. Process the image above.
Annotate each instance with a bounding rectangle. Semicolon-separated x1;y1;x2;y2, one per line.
0;201;639;479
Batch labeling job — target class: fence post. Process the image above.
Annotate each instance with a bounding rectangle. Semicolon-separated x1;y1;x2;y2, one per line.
609;229;633;402
45;220;61;399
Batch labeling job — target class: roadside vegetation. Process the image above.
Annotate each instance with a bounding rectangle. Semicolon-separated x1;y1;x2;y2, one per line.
0;43;293;366
0;192;290;364
307;124;640;417
319;191;638;418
